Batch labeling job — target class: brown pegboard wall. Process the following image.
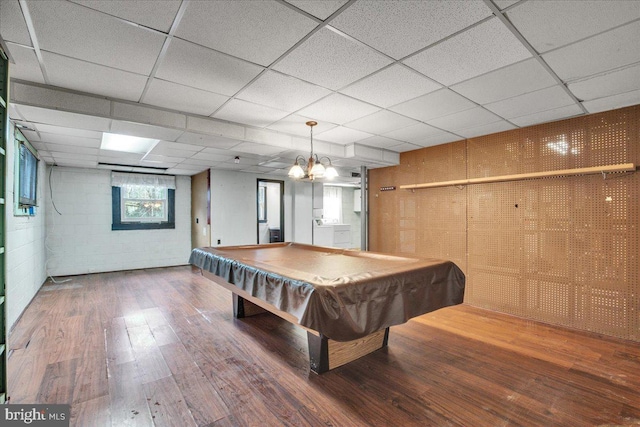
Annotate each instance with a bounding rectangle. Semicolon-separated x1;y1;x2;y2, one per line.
369;104;640;342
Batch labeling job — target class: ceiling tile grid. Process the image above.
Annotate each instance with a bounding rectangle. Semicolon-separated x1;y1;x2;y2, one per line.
339;64;442;108
403;17;531;86
236;70;332;112
272;27;393;90
28;0;166;75
69;0;182;33
155;38;265;97
175;0;318;67
506;0;640;53
284;0;349;21
2;0;639;175
329;0;492;59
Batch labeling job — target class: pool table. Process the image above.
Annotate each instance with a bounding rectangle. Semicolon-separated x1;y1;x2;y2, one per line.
189;242;465;373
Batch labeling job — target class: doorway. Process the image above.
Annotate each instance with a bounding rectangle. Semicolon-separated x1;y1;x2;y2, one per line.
191;170;210;249
257;179;284;244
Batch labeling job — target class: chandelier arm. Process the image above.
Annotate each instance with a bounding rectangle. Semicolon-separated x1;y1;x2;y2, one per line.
318;156;333;165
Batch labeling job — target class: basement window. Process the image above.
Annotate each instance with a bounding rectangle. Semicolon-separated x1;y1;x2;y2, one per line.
111;172;175;230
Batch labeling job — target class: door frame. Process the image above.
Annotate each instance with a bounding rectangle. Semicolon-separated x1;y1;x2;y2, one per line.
256;179;284;244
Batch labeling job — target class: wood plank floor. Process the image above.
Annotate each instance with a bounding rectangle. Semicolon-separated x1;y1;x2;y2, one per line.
8;266;640;427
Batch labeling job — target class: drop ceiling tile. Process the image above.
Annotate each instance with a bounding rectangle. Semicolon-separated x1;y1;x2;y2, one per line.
50;151;98;162
33;124;102;139
186;117;244;140
143;79;229;117
272;27;392;90
484;86;576;119
110;120;184;141
258;160;293;169
150;141;204;156
409;131;462;148
156;38;264;96
99;150;145;162
454;120;517;139
582;89;640;114
230;142;286;156
40;143;99;156
389;89;476;122
177;132;242;149
0;1;31;45
42;52;148;102
426;107;503;132
404;18;531;86
315;126;373;145
142;154;185;164
383;123;449;143
6;45;44;84
15;105;111;132
165;168;200;176
176;0;317;66
507;0;640;53
329;0;491;59
339;64;441;108
494;0;520;10
297;93;381;125
568;63;640;101
212;162;251;171
38;132;101;148
180;158;221;167
52;159;99;168
213;99;290;128
267;114;337;137
357;135;401;149
543;21;640;82
190;151;234;162
238;71;331;112
285;0;348;20
387;142;422;153
69;0;182;32
451;58;557;105
345;110;419;135
510;104;584;128
29;0;165;74
239;166;274;174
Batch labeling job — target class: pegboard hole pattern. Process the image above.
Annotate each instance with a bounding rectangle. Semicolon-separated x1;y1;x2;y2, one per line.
369;105;639;342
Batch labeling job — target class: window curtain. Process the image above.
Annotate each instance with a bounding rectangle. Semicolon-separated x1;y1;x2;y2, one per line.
323;186;342;222
111;172;176;189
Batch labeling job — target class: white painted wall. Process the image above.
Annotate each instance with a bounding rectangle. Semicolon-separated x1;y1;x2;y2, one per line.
209;169;312;246
44;166;191;276
340;186;362;249
292;181;313;244
5;124;47;329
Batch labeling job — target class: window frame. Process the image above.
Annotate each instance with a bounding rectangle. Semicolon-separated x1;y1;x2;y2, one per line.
112;186;175;230
120;185;169;223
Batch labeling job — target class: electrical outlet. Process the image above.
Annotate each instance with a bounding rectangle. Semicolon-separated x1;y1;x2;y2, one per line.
217;239;221;244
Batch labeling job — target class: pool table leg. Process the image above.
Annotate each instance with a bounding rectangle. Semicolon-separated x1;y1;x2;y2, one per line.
233;294;267;318
307;328;390;374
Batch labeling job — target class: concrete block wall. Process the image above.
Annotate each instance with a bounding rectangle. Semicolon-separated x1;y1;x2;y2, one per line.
44;166;191;276
5;124;47;329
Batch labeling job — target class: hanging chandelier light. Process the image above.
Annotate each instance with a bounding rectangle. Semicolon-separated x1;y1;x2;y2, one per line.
288;121;338;181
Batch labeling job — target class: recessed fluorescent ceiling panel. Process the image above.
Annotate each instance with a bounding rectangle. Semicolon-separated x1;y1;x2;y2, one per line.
100;133;159;154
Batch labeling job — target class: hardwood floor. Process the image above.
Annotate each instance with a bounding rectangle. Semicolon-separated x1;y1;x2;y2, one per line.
8;265;640;426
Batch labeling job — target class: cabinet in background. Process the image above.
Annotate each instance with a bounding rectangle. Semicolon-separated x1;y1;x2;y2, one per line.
314;224;351;248
354;189;361;212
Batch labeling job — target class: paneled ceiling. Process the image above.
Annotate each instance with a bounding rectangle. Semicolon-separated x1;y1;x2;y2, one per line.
1;0;639;177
